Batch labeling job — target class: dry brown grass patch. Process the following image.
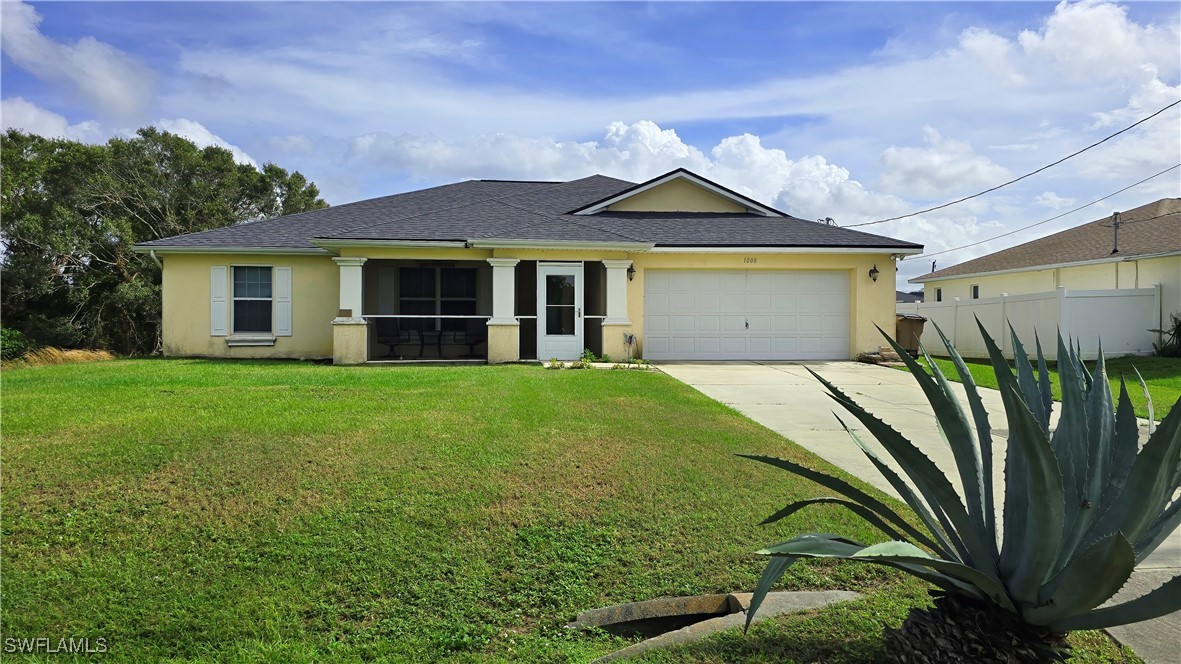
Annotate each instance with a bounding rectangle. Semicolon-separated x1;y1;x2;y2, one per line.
6;347;117;368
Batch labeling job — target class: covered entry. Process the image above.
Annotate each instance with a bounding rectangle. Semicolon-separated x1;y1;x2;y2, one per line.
643;269;850;360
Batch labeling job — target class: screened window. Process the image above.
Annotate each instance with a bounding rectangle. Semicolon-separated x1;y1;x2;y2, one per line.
233;266;273;333
399;267;478;332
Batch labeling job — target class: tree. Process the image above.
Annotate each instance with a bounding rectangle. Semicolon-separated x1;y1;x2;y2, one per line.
0;127;328;355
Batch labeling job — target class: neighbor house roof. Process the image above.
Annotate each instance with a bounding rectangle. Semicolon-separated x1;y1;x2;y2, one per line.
911;198;1181;283
135;170;922;253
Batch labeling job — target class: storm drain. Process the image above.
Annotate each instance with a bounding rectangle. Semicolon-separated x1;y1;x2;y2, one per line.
568;590;860;662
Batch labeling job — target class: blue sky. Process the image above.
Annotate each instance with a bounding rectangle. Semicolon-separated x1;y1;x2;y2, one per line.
2;1;1179;286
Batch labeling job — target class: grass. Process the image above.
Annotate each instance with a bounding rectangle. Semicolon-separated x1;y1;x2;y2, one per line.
905;354;1181;420
2;360;1138;662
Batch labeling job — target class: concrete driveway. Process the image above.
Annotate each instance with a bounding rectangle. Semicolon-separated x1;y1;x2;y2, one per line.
658;360;1180;664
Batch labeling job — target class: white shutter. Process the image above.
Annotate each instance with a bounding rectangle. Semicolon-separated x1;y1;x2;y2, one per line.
274;266;292;336
210;266;228;336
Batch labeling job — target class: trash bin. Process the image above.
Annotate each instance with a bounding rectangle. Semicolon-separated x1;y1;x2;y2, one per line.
895;313;927;358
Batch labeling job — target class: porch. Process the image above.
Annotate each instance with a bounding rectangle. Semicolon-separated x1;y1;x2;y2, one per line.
330;257;633;364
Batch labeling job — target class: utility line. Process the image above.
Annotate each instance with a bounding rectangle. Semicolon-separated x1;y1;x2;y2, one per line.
905;163;1180;261
843;99;1181;228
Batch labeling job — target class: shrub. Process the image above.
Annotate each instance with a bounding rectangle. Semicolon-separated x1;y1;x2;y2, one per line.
1;328;29;361
1150;313;1181;357
742;322;1180;663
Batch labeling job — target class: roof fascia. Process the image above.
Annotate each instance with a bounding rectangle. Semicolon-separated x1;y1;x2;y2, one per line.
910;249;1181;283
650;246;922;255
131;245;333;256
569;168;785;217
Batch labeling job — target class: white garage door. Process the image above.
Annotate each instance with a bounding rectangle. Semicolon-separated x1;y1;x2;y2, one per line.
643;270;850;360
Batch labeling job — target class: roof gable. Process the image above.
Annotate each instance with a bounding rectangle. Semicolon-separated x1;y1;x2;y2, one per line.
570;168;784;217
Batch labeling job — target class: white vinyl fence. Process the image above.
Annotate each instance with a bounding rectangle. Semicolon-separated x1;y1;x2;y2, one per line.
896;286;1162;360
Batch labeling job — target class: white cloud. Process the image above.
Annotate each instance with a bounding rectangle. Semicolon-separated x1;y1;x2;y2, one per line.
878;127;1011;199
269;134;316;154
0;1;156;120
157;118;257;167
1034;191;1076;209
0;97;102;142
1018;0;1180;83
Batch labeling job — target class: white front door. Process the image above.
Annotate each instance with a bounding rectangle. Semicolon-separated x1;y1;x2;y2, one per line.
537;262;584;361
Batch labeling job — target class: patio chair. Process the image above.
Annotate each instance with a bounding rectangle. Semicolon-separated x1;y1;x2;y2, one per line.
375;318;422;359
458;318;488;358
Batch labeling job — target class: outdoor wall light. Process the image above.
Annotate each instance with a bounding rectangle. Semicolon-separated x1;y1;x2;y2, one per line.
868;264;880;282
627;265;636;281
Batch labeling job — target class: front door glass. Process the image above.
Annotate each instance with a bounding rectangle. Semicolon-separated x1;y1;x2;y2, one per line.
545;274;576;335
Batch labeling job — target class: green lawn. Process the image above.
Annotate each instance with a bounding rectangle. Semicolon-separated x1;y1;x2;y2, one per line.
907;354;1181;420
1;360;1138;662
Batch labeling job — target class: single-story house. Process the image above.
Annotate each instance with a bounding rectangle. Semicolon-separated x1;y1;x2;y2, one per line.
910;198;1180;323
134;168;922;364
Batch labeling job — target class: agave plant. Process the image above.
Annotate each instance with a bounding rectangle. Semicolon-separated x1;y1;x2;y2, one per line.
743;322;1181;662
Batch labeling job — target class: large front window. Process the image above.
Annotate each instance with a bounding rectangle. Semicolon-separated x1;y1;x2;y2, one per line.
399;267;477;332
233;266;272;333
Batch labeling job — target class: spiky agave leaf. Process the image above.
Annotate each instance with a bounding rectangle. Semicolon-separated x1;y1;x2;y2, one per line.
979;322;1065;605
740;325;1179;642
931;321;998;548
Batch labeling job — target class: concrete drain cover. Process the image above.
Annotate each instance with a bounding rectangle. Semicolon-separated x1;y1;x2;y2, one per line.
568;590;860;662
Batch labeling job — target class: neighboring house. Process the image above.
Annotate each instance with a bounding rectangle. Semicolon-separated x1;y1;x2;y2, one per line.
134;168;921;364
911;198;1180;321
901;198;1180;359
896;290;923;303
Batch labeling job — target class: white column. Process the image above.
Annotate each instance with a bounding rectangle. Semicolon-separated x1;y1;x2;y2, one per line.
487;258;520;324
602;259;632;325
333;257;367;320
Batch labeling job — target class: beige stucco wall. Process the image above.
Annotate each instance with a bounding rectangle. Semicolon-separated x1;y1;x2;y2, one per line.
162;247;898;362
921;255;1181;319
161;252;337;359
607;179;747;213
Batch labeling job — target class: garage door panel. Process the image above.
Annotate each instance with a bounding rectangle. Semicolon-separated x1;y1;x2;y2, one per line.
697;293;722;311
647;293;670;314
746;293;771;313
644;269;850;360
722;337;748;353
748;315;771;332
723;315;746;332
720;272;746;290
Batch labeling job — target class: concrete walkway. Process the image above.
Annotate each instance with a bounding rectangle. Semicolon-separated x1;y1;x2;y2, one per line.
658;360;1180;664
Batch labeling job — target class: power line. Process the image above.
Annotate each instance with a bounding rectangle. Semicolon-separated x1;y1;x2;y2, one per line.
905;163;1180;261
843;99;1181;228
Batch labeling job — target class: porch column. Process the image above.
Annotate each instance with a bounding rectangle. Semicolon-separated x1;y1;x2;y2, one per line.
601;259;635;361
332;257;368;365
486;258;520;363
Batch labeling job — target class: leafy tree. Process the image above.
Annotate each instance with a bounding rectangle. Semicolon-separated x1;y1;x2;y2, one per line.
1;127;328;354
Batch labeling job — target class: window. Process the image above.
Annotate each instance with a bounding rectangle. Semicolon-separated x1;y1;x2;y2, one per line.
233;266;273;333
971;284;980;300
935;288;942;303
399;267;477;332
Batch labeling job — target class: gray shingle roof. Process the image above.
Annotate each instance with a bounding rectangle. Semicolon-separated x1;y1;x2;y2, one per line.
912;198;1181;282
136;172;922;251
